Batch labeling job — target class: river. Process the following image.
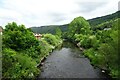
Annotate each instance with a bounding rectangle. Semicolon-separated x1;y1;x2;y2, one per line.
38;41;108;78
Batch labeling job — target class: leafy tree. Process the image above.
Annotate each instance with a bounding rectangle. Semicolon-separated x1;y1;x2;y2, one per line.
67;16;91;39
3;22;39;51
55;27;62;38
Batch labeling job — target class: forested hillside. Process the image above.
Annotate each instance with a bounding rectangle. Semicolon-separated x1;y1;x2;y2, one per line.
30;11;119;34
30;24;68;34
88;11;120;27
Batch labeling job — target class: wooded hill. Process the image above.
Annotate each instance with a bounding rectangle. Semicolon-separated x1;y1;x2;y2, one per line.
30;24;68;34
30;11;119;34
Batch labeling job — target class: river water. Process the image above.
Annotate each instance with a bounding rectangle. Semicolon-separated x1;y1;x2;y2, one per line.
39;41;108;78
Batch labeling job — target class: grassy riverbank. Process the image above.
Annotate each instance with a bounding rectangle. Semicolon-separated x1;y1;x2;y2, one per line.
64;17;119;78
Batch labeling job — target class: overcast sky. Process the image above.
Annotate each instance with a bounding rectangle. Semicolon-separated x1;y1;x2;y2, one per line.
0;0;119;28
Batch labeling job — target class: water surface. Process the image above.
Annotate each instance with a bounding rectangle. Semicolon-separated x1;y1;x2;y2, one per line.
39;41;107;78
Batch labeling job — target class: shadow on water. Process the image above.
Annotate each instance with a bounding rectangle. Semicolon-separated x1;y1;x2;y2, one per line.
38;41;110;79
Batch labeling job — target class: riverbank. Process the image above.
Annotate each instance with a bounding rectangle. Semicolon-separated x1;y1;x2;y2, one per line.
63;39;112;78
70;40;112;79
2;22;63;78
37;34;63;75
37;39;63;67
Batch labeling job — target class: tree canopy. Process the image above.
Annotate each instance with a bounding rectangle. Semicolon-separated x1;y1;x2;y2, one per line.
67;16;91;39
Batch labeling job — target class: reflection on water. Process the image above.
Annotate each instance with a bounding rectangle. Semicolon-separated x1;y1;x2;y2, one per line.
62;41;84;58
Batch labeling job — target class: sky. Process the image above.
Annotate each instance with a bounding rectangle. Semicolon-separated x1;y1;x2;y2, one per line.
0;0;119;28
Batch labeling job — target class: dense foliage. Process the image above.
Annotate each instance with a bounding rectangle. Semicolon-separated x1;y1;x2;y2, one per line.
66;16;119;78
67;16;91;39
2;22;62;78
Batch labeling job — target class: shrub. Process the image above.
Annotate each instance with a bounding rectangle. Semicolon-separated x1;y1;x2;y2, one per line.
2;48;39;78
42;34;61;47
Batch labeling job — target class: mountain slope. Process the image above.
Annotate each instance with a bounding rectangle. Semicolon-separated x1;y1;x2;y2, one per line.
88;11;120;27
30;11;119;34
30;24;68;34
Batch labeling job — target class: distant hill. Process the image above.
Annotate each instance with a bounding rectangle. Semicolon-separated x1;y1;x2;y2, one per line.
30;24;68;34
88;11;120;27
93;18;119;31
30;11;119;34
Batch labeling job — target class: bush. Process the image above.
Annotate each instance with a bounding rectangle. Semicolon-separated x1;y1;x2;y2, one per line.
42;34;62;47
77;35;99;49
2;48;39;78
83;19;119;77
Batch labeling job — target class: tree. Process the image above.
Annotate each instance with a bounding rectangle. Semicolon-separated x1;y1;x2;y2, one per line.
55;27;62;38
67;16;91;39
3;22;39;51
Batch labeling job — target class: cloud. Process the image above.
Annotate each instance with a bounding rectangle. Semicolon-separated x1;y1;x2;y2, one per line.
74;2;107;13
0;0;119;28
118;1;120;11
